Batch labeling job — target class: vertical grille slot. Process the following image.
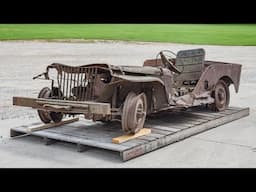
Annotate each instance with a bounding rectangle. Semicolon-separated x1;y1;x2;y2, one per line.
85;67;91;100
65;68;69;100
62;67;66;100
82;68;86;101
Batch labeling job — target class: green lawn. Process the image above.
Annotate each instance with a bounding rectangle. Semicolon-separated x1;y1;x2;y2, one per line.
0;24;256;45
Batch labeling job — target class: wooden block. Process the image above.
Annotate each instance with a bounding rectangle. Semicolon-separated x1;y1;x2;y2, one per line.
26;118;79;133
10;129;25;137
112;128;151;144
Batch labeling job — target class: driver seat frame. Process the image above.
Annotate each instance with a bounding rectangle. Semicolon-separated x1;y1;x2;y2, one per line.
173;48;205;89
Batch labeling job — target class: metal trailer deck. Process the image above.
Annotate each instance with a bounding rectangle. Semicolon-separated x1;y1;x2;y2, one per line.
10;107;249;161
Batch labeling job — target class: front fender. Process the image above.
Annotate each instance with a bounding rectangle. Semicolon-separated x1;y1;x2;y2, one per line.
112;74;164;85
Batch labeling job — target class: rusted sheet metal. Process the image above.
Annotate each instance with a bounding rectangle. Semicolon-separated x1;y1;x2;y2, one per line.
143;58;163;67
119;66;162;75
13;48;242;134
113;74;164;85
193;62;242;96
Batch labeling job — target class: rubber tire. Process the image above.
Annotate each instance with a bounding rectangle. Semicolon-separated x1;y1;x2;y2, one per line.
37;87;52;123
37;87;64;123
121;92;147;134
210;80;230;111
49;112;63;123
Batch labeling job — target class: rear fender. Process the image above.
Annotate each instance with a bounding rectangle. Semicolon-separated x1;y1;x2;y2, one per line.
192;63;242;96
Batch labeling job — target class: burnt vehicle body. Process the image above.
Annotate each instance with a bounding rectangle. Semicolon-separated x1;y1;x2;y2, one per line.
13;48;242;134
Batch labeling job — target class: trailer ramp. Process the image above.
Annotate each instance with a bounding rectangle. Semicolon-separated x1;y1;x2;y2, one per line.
10;107;249;161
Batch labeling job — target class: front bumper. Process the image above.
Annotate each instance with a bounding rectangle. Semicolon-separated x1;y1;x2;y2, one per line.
13;97;111;115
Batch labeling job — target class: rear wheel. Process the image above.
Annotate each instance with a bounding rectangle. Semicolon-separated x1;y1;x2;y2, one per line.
210;80;230;111
121;92;147;134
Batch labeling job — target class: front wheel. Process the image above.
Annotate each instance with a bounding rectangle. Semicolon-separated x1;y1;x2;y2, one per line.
37;87;63;123
210;80;230;111
37;87;52;123
121;92;147;134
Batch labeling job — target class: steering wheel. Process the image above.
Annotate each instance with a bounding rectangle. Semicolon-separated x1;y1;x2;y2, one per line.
159;51;181;74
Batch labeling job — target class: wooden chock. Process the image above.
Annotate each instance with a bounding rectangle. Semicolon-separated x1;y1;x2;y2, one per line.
112;128;151;144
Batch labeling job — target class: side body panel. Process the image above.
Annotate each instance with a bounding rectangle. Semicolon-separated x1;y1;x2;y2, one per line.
193;62;242;97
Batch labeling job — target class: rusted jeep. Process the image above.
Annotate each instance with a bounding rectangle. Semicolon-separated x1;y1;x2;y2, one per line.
13;48;242;134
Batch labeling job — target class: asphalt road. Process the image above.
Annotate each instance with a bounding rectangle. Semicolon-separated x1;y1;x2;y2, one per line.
0;40;255;167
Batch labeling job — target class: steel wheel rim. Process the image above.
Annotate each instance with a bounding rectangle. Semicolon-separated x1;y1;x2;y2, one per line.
134;96;147;129
121;92;136;133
